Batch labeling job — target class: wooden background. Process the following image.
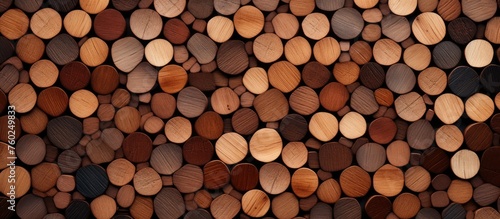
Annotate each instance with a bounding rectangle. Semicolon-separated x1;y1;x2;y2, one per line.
1;0;500;218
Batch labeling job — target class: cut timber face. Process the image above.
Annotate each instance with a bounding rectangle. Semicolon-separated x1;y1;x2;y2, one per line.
2;0;500;218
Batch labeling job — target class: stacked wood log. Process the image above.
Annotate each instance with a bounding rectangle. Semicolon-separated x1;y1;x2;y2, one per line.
1;0;500;218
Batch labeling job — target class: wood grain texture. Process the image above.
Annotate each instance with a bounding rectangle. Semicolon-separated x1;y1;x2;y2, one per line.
4;2;500;218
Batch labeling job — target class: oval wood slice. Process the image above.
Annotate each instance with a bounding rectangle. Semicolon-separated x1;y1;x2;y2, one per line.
187;33;217;65
111;37;144;73
310;112;339;142
8;83;36;113
480;147;500;187
163;18;190;44
412;12;446;45
365;195;392;219
272;13;299;40
373;164;404;197
291;168;319;198
340;166;371;197
317;178;342;204
203;160;230;190
462;0;497;22
76;164;108;198
290;86;320;116
393;193;421;218
216;132;248;165
334;61;360;86
150;92;176;120
86;138;114;164
90;195;116;219
356;143;386;172
211;87;240;115
177;86;208;118
29;59;59;88
114;106;141;134
154;188;185;218
80;37;108;67
69;89;98;118
369;117;397;144
451;149;480;179
231;163;259;192
481;64;500;94
242;189;271;218
234;5;264;38
405;166;431;192
217;40;248;75
373;38;402;66
302;61;331;89
0;9;29;40
63;10;92;38
183;136;214;166
249;128;282;162
107;158;135;186
407;119;435;150
46;33;79;65
231;108;259;136
195;111;224;139
93;9;126;41
207;16;234;43
126;62;157;93
259;162;290;195
381;14;411;42
36;87;68;117
395;92;426;122
30;8;62;39
268;61;301;93
154;0;185;17
313;37;341;65
448;179;473;204
418;67;447;96
386;63;415;94
47;116;82;149
359;62;385;89
340;112;367;140
16;194;47;219
351;86;379;115
210;194;240;219
158;64;188;94
436;125;463;152
281;142;308;169
16;34;45;64
320;82;349;112
243;67;269;95
302;13;330;40
253;33;283;64
465;93;494;122
253;88;289;122
172;164;204;193
0;166;30;198
272;192;299;219
130;9;162;40
331;8;364;39
465;39;494;68
59;61;91;91
150;143;183;175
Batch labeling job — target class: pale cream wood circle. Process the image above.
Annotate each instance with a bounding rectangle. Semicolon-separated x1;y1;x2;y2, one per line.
207;16;234;43
243;67;269;95
145;39;173;67
249;128;283;162
451;149;480;179
309;112;339;142
465;39;494;68
339;111;367;139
